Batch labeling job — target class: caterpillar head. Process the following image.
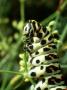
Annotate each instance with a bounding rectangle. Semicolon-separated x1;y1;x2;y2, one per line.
23;20;42;37
23;21;31;36
23;20;36;36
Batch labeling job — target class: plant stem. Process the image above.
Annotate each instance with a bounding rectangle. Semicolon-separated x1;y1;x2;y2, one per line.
5;75;22;90
0;70;23;75
52;0;67;30
24;52;28;72
58;24;67;48
41;12;57;26
41;0;67;26
60;25;67;42
1;63;13;90
20;0;25;23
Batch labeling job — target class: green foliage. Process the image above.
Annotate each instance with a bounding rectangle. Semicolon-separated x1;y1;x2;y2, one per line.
0;0;67;90
0;0;11;17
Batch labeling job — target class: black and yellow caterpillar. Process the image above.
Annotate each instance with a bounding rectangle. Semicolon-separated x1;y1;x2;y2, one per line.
23;20;67;90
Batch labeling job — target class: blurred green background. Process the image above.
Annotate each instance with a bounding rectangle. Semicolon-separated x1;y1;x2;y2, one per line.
0;0;67;90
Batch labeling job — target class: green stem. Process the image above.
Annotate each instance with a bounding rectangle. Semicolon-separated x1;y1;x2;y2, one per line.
5;75;22;90
24;52;28;72
41;0;67;26
60;0;67;12
20;0;25;23
24;52;35;85
0;70;23;75
52;0;67;30
58;25;67;48
60;25;67;42
41;12;57;26
1;63;13;90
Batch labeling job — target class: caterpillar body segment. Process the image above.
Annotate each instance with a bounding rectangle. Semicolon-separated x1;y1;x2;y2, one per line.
50;86;67;90
31;43;57;57
28;63;61;78
34;74;64;90
28;53;59;66
26;30;59;53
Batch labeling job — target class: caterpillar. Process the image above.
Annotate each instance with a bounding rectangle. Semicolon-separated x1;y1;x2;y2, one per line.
22;20;67;90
